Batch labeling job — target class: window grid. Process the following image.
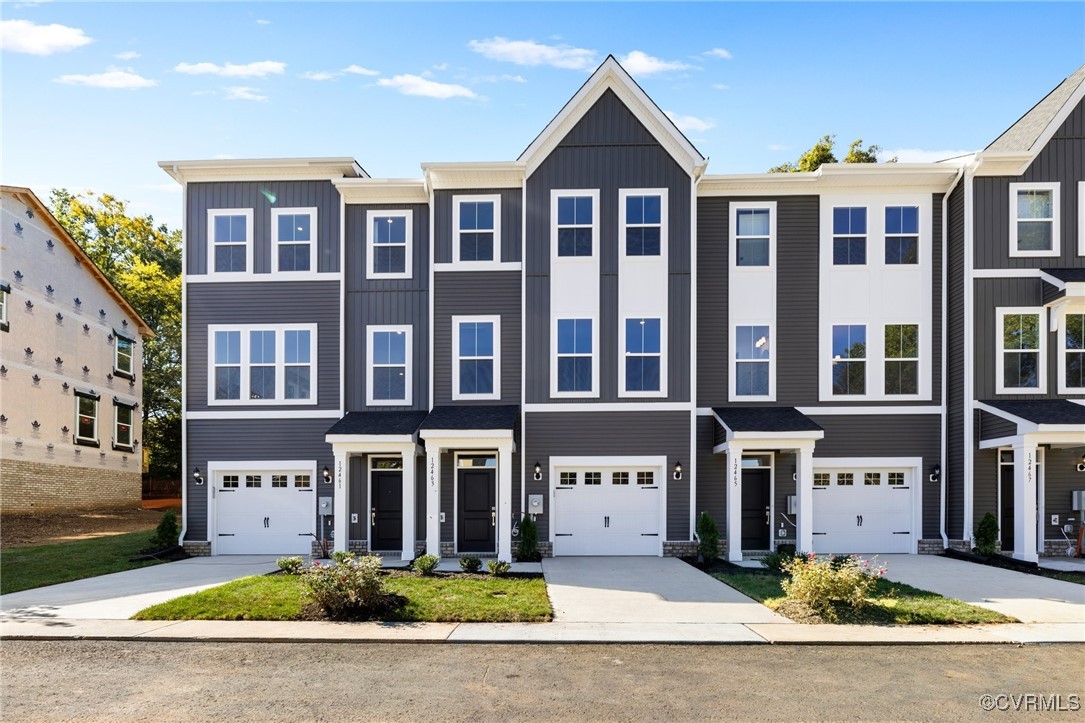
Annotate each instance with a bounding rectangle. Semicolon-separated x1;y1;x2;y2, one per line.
271;474;289;488
864;472;881;486
814;473;831;487
624;194;662;256
637;471;655;486
210;326;316;405
884;324;919;395
1065;313;1085;390
457;200;496;262
222;475;239;489
1001;312;1041;390
625;318;661;393
245;475;262;488
369;327;410;404
735;208;771;266
735;325;771;397
273;208;315;273
584;472;602;486
556;195;594;257
831;325;866;395
559;472;577;486
612;472;630;485
249;330;276;401
556;318;593;393
832;207;867;265
887;472;905;486
369;211;410;277
294;474;312;488
1014;188;1055;253
837;472;854;486
885;206;919;264
456;319;497;398
210;210;249;274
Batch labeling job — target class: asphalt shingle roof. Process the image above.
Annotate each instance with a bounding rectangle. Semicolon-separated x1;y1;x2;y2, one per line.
712;406;823;433
1042;268;1085;283
986;65;1085;153
419;405;519;431
981;399;1085;426
326;411;428;437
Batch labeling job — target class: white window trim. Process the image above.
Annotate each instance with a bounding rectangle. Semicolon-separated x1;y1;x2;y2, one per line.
207;208;254;277
550;189;600;263
881;322;923;400
618;315;668;398
113;401;135;451
207;323;319;406
550;315;599;398
366;324;413;406
74;392;99;446
730;201;776;270
884;205;921;265
1056;302;1085;395
618;188;669;261
1078;182;1085;257
452;194;502;268
452;315;501;401
828;323;868;398
366;209;413;280
271;206;319;275
0;284;8;330
995;307;1047;395
831;205;869;268
114;333;135;378
1009;182;1060;258
729;323;775;402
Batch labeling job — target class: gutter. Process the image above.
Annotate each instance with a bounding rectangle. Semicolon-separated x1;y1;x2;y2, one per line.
940;166;965;549
962;156;983;545
177;175;189;548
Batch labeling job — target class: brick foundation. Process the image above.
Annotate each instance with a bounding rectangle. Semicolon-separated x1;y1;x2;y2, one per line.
918;539;947;554
182;541;211;556
1042;539;1078;557
538;541;553;558
440;542;455;558
1;457;140;513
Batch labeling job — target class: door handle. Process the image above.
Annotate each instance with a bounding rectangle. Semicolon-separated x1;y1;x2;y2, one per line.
264;516;269;529
491;507;496;527
765;506;770;524
371;508;376;526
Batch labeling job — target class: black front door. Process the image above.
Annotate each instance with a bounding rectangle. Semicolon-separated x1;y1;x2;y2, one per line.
458;469;496;553
371;470;403;551
741;468;771;550
1000;464;1014;552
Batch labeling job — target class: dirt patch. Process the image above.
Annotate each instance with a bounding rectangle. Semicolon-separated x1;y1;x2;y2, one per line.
1;501;181;548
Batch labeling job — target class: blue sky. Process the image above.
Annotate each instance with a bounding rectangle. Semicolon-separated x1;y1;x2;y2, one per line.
2;1;1083;230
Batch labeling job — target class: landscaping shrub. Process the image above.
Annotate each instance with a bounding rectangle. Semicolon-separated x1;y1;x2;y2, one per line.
760;549;805;573
695;511;720;563
781;554;886;621
276;556;303;575
148;510;180;550
974;512;999;557
331;550;355;565
412;554;440;576
516;515;541;562
459;556;482;573
303;554;386;619
487;560;512;577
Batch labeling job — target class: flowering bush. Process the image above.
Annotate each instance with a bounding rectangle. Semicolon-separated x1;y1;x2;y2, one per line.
487;560;512;577
303;553;386;619
781;554;887;618
276;556;303;575
331;550;355;565
411;554;440;576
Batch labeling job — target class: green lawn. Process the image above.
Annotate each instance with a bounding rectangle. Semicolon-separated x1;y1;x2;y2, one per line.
0;529;166;595
713;570;1016;625
133;573;552;623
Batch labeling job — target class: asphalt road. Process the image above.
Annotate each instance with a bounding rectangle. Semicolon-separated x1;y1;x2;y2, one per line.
3;641;1083;721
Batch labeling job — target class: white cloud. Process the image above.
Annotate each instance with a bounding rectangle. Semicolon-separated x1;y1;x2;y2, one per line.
377;74;477;100
711;83;730;91
620;51;695;76
224;86;268;102
342;64;380;76
474;73;527;84
767;144;789;152
1;19;92;55
664;111;714;133
175;60;285;78
114;50;140;60
54;67;156;89
301;71;337;81
468;37;596;70
256;19;271;25
704;48;733;60
433;62;448;71
880;148;976;163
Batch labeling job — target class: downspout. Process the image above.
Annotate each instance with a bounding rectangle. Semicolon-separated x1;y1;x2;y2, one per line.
520;179;527;519
940;166;964;549
962;157;982;545
689;162;706;542
177;172;189;548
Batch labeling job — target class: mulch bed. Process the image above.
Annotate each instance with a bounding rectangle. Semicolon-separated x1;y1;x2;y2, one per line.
943;549;1085;584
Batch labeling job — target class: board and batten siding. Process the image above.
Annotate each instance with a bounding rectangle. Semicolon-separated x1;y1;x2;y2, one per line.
186;181;342;275
184;417;337;541
186;281;340;412
524;89;692;404
946;185;966;540
433;189;522;264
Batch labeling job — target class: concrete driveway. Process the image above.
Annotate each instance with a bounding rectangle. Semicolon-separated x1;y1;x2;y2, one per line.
0;556;279;621
541;557;789;624
877;554;1085;623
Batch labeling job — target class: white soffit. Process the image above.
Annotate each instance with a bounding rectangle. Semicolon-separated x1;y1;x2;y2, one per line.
333;178;428;204
699;163;962;196
158;157;367;184
422;162;525;190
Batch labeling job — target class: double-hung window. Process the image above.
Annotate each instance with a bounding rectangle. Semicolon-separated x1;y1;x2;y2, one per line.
453;195;499;263
1010;183;1060;256
453;316;500;400
367;210;412;279
735;208;771;266
831;324;866;395
735;325;771;397
1063;312;1085;392
556;318;593;394
0;282;9;332
272;207;317;273
555;195;594;257
208;209;252;275
74;390;100;447
249;330;276;400
623;194;663;256
624;317;661;393
114;333;135;379
284;330;312;400
832;207;867;265
209;325;317;404
884;324;919;395
367;325;412;405
213;330;242;401
885;206;919;264
997;309;1044;393
113;400;135;451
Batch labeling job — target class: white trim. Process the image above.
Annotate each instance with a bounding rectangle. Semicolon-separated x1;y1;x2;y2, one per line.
206;324;318;406
795;405;943;416
428;183;436;414
550;315;599;399
1079;181;1085;257
191;409;342;420
206;208;254;278
618;315;667;398
73;393;99;446
1056;301;1085;395
339;192;346;416
520;180;528;517
207;459;317;556
689;174;700;543
365;209;413;280
963;164;976;551
618;188;669;399
434;261;521;272
973;268;1045;279
160;157;364;184
1008;182;1061;257
325;434;417;445
270;206;319;276
113;401;135;450
730;323;775;402
729;202;777;402
366;324;413;406
418;429;514;441
525;402;692;413
452;193;502;266
451;315;501;401
550;189;600;399
185;273;342;283
994;307;1047;395
180;180;188;548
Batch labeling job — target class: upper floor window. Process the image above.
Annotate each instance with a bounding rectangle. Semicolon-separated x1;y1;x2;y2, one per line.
831;324;866;395
735;207;772;267
624;317;661;394
622;192;664;256
996;308;1044;393
74;390;100;447
0;282;9;332
884;323;919;395
1059;311;1084;393
208;209;252;275
114;333;135;379
453;316;500;400
556;318;593;394
453;195;500;263
367;210;412;279
113;400;135;451
1010;183;1060;257
367;325;412;406
832;207;867;265
272;207;317;273
885;206;919;264
555;193;595;258
735;325;771;397
209;324;317;405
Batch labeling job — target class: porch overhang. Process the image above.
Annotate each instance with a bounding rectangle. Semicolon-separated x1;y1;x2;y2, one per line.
711;406;824;453
1040;268;1085;305
975;400;1085;449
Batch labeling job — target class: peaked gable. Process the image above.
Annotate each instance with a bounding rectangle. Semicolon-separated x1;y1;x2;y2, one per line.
558;89;659;147
986;64;1085;155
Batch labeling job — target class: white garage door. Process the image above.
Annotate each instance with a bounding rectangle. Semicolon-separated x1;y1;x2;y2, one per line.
552;466;661;556
811;468;914;554
215;468;315;554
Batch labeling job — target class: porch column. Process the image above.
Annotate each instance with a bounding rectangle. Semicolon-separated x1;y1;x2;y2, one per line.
726;443;744;562
332;449;349;553
425;444;441;557
795;442;815;553
400;444;417;562
497;441;514;562
1012;439;1038;563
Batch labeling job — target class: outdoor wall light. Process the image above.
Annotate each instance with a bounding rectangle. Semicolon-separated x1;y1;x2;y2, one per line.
323;465;332;483
1077;455;1085;473
673;461;683;480
533;461;542;481
929;464;941;483
192;467;203;485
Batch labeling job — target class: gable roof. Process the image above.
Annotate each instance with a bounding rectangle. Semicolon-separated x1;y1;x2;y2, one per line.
2;186;153;338
518;55;707;178
986;65;1085;154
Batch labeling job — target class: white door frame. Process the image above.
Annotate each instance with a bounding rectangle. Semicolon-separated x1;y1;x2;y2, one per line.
207;459;317;556
368;455;407;552
453;451;499;556
740;452;775;551
997;446;1045;553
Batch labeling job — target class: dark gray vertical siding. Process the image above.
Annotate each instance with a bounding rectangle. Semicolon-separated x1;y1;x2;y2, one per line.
184;418;336;541
978;411;1016;441
946;186;966;539
523;411;691;542
695;416;726;529
810;415;942;538
524;89;692;404
186;181;341;275
344;203;429;412
432;271;522;405
186;282;340;411
433;188;522;264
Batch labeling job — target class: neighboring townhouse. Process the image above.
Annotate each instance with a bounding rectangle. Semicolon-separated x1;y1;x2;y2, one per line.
0;186;153;513
162;57;1085;561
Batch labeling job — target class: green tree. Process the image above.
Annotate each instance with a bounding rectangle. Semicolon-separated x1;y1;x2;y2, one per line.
50;190;182;479
769;135;896;173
